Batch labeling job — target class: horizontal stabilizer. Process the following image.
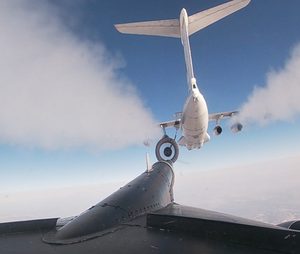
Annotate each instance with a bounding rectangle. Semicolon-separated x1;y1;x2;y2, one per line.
115;0;251;38
115;19;180;38
188;0;251;36
159;118;181;129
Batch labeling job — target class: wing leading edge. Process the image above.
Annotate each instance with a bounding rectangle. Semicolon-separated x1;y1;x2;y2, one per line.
209;110;239;121
159;110;239;128
115;0;251;39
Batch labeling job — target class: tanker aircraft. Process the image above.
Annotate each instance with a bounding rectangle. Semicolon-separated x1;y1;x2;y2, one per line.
115;0;245;162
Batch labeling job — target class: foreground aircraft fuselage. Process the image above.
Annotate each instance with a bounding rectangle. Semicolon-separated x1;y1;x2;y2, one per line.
1;160;299;254
115;0;247;162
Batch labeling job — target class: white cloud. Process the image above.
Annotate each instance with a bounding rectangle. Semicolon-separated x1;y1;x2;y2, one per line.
0;0;160;151
238;43;300;126
0;181;126;222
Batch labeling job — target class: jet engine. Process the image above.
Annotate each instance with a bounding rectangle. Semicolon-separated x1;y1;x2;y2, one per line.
155;135;179;163
213;126;222;136
231;122;243;133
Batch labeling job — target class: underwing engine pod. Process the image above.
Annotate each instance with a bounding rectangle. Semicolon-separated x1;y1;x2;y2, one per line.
155;136;179;163
213;126;222;136
231;122;243;133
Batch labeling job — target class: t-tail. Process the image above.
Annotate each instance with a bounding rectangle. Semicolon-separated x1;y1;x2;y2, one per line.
115;0;251;92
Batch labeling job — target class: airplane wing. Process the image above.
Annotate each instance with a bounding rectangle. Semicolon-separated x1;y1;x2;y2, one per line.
209;110;239;121
158;110;239;128
1;203;299;254
159;112;182;129
159;119;181;129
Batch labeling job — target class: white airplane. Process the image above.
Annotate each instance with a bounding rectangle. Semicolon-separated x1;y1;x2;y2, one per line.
115;0;249;162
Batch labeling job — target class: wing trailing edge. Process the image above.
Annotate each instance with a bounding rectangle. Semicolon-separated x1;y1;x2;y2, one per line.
188;0;251;36
115;0;251;38
115;19;180;38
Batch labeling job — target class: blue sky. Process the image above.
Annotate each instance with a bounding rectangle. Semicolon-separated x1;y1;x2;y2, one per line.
0;0;300;217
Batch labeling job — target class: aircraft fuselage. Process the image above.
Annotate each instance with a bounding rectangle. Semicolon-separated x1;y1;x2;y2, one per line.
178;9;210;150
180;86;209;150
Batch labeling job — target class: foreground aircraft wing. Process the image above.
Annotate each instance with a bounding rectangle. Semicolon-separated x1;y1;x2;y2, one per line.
209;110;239;121
1;203;299;254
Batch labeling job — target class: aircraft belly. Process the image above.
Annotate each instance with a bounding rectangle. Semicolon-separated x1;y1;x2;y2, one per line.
180;93;208;149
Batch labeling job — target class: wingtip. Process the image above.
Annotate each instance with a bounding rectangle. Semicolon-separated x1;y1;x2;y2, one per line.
114;24;121;33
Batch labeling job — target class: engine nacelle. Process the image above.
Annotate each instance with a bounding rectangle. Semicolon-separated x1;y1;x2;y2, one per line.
277;220;300;231
231;122;243;133
213;126;222;136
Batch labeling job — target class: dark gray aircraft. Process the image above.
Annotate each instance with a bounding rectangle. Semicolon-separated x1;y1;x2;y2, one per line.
0;160;299;254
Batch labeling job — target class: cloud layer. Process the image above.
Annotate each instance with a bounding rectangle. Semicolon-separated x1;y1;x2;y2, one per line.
239;43;300;126
174;154;300;224
0;1;159;151
1;154;299;224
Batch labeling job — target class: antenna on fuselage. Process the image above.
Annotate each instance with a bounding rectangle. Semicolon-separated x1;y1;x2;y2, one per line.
146;153;152;172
